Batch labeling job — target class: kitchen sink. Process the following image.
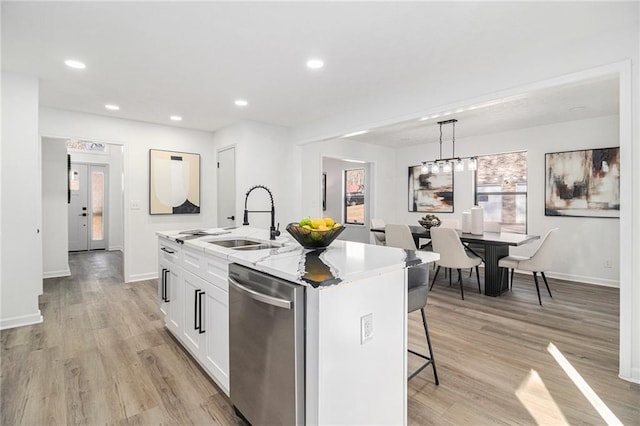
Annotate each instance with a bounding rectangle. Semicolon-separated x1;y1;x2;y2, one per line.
232;243;280;251
209;239;262;248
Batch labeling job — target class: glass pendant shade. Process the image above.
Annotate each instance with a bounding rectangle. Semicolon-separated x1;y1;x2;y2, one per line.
468;157;478;171
442;161;452;173
454;158;464;172
431;162;440;173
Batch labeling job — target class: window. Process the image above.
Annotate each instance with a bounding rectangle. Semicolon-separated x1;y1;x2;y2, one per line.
344;168;365;225
475;152;527;234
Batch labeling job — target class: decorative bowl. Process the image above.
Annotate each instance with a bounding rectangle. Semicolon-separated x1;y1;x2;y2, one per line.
418;218;441;229
286;222;345;249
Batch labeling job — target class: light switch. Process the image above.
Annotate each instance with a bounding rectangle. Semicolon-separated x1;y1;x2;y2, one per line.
130;200;141;210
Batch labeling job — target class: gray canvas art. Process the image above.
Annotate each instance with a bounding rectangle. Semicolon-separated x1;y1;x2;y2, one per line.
408;165;454;213
545;147;619;217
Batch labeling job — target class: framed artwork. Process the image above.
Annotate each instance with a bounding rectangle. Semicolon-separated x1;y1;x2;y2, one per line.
545;147;620;218
408;165;454;213
149;149;201;214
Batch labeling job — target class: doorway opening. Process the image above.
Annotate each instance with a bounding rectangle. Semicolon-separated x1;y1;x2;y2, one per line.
322;156;373;243
41;137;124;279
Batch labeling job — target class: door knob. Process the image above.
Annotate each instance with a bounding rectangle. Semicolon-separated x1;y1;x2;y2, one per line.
80;213;87;217
226;215;235;220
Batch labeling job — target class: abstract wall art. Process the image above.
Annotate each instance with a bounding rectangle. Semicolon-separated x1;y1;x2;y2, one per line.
545;147;620;218
149;149;200;214
408;165;454;213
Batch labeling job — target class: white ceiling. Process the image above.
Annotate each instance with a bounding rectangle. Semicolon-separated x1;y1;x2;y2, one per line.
1;2;626;141
345;75;619;148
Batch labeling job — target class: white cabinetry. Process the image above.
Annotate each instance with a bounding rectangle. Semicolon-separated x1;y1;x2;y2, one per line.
182;269;207;354
202;280;229;388
157;237;230;395
158;238;183;336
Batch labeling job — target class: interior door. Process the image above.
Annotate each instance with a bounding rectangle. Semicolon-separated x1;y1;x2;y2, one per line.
68;163;108;251
217;146;236;227
68;164;88;251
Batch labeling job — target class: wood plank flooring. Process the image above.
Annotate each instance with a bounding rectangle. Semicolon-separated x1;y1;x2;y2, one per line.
2;251;638;425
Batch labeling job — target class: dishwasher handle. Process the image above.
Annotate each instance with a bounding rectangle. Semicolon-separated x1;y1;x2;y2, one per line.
229;277;293;309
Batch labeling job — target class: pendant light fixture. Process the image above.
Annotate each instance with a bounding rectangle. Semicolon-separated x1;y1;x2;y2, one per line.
420;119;478;174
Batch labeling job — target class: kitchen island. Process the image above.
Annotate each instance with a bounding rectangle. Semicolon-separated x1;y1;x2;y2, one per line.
157;226;439;425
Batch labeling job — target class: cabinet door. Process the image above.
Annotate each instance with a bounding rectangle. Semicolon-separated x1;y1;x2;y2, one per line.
165;266;183;336
202;282;230;394
182;270;206;355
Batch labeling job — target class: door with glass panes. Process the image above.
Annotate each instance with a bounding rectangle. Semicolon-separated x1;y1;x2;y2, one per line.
68;163;108;251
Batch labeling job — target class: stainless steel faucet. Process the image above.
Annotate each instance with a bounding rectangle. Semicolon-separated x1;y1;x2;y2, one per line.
242;185;280;240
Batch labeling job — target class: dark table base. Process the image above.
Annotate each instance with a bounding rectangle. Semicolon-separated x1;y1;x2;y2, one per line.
484;245;509;296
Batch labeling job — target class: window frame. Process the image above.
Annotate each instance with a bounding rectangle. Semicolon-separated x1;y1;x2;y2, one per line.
473;151;528;234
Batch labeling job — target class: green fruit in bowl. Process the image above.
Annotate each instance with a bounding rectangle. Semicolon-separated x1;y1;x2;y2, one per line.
299;216;312;227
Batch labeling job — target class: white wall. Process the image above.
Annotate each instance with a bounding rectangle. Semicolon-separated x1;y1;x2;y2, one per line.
396;115;620;286
211;120;293;231
41;137;69;278
1;73;43;329
68;144;124;251
39;107;216;282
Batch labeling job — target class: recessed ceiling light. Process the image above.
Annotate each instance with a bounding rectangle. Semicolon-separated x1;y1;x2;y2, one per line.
170;115;182;121
569;106;586;112
306;58;324;69
343;130;368;138
234;99;249;107
105;104;120;111
64;59;86;69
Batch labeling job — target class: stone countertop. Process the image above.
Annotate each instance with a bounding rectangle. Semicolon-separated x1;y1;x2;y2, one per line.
157;227;439;289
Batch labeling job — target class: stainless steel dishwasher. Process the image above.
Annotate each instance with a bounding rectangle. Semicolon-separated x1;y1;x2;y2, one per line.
228;263;305;425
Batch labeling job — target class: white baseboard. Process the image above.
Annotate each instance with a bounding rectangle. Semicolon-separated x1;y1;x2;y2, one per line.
485;266;620;287
108;245;123;252
126;272;157;283
540;271;619;288
43;267;71;279
0;311;43;330
620;368;640;384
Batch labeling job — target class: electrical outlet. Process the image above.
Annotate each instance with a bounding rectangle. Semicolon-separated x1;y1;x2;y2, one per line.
604;259;613;268
130;200;141;210
361;313;373;344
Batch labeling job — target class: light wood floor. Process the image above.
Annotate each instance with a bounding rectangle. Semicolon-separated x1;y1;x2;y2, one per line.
2;251;638;425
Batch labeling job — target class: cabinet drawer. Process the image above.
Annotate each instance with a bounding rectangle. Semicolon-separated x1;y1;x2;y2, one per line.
159;238;180;263
204;256;229;292
182;245;205;278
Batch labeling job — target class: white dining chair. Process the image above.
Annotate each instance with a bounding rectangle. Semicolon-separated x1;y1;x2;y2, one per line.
385;224;439;384
464;221;501;276
498;228;559;305
385;223;417;250
429;227;482;300
370;218;386;245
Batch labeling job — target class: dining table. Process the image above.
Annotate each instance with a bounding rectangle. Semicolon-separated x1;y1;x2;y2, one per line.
370;225;540;296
